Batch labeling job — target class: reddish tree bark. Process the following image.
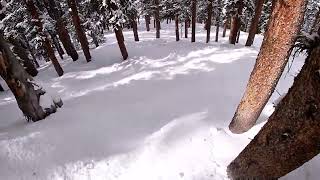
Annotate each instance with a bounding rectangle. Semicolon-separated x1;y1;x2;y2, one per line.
229;1;244;44
25;0;63;77
67;0;91;62
229;0;307;133
115;26;128;60
228;44;320;179
245;0;265;46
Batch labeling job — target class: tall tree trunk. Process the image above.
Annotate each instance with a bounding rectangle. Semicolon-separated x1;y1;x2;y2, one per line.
115;26;128;60
132;17;139;41
229;1;244;44
155;0;161;38
67;0;91;62
145;15;150;31
20;33;39;68
222;18;229;37
245;0;265;46
191;0;197;42
228;44;320;179
229;0;307;134
25;0;64;77
185;19;188;38
50;32;64;60
206;0;213;43
175;14;179;41
215;0;222;42
43;0;79;61
0;31;59;121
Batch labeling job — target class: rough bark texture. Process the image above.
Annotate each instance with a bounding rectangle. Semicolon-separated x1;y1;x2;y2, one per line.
44;0;79;61
245;0;265;46
67;0;91;62
229;1;244;44
185;19;188;38
175;14;179;41
229;0;307;134
206;0;213;43
0;32;45;121
228;44;320;179
191;0;197;42
25;0;64;77
115;26;128;60
154;0;161;38
145;15;151;31
311;10;320;34
131;17;139;42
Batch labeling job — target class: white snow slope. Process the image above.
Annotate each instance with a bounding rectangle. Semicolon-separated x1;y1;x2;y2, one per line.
0;21;319;180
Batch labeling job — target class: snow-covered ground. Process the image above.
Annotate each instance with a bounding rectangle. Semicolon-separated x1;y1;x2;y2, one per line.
0;21;319;180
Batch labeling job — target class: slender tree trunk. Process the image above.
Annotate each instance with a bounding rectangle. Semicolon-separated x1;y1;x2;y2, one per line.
222;18;229;37
215;0;222;42
145;15;150;31
155;0;161;38
228;44;320;179
50;32;64;60
67;0;91;62
236;29;240;43
191;0;197;42
132;17;139;41
25;0;63;77
43;0;79;61
185;19;188;38
115;26;128;60
245;0;265;46
229;1;244;44
206;0;213;43
175;14;179;41
0;31;58;121
229;0;308;134
20;33;39;67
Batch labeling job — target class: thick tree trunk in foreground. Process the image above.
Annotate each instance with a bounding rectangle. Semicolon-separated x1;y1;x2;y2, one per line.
206;0;213;43
0;32;49;121
229;1;244;44
25;0;63;77
245;0;265;46
154;0;161;38
67;0;91;62
115;26;128;60
191;0;197;42
132;17;139;41
185;19;188;38
175;14;179;41
145;15;150;31
228;44;320;179
229;0;307;134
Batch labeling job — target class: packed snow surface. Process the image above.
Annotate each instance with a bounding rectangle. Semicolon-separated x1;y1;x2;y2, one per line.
0;21;319;180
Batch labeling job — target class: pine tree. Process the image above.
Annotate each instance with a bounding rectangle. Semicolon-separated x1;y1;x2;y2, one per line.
191;0;197;42
67;0;92;62
245;0;265;46
229;0;308;134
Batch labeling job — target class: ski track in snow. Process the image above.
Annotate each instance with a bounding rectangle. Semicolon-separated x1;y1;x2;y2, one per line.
0;21;319;180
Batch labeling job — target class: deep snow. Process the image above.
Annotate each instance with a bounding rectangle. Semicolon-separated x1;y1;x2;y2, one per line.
0;21;319;180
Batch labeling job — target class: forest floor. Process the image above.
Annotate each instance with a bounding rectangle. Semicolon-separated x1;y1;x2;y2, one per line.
0;21;319;180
